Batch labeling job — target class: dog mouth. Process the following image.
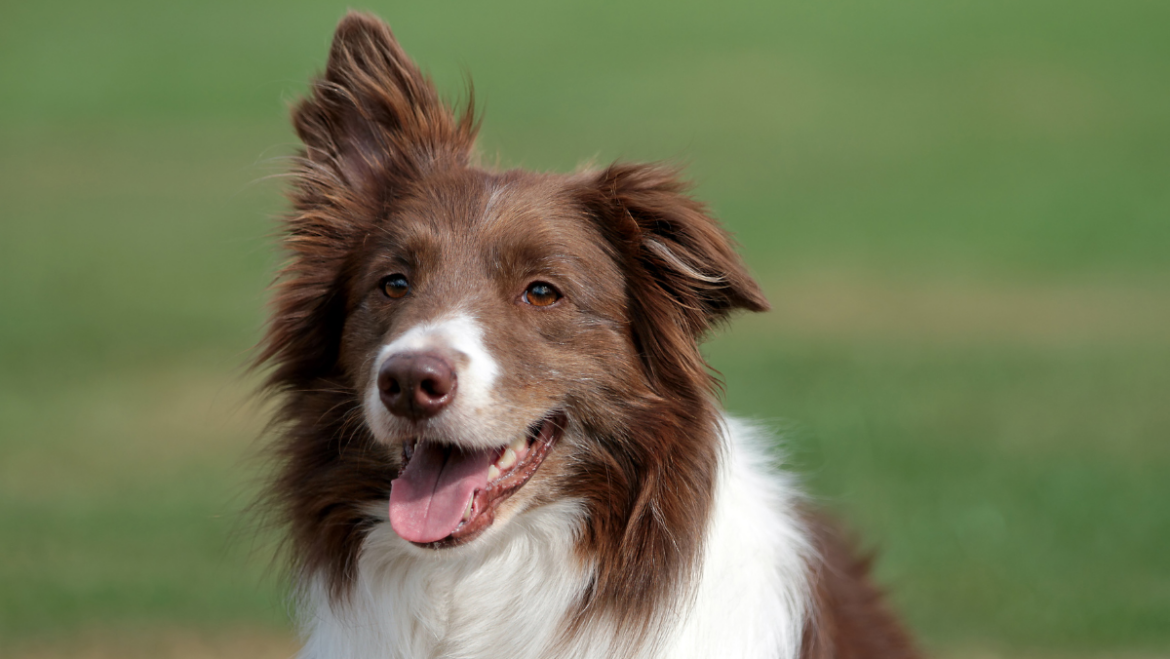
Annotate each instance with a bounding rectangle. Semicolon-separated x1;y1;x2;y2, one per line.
388;412;565;548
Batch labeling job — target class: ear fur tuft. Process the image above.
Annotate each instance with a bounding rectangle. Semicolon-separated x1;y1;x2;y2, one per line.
292;11;478;193
593;162;767;321
258;12;478;392
579;162;768;393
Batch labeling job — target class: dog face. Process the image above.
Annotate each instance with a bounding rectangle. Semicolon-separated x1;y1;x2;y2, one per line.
262;12;767;597
341;170;636;546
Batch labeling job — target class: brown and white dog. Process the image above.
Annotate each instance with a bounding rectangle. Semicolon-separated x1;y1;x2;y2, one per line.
259;12;920;659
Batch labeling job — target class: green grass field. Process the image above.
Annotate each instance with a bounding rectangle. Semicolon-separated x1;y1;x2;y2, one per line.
2;0;1168;656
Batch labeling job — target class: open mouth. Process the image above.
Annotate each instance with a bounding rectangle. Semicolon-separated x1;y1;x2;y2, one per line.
388;412;565;548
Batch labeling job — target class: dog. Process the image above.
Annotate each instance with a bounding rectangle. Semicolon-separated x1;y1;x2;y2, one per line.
258;12;920;659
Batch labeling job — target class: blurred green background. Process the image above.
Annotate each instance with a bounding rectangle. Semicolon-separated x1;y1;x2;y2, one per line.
2;1;1168;657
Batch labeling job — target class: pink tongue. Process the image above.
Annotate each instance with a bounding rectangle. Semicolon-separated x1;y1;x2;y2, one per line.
389;442;497;544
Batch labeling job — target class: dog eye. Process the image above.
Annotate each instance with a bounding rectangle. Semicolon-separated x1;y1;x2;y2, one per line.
523;282;561;307
380;274;410;299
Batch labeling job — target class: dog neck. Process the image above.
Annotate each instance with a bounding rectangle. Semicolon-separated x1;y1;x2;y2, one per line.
295;417;812;659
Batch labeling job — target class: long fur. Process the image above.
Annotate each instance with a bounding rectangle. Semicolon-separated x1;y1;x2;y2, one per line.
294;420;811;659
258;12;921;659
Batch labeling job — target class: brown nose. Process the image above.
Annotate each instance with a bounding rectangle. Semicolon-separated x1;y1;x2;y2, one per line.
378;352;457;421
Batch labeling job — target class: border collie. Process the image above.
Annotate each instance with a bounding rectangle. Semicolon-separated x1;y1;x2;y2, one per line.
258;12;920;659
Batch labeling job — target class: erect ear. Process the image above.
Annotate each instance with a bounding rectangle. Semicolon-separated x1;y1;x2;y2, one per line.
292;12;477;193
579;163;768;391
259;14;477;391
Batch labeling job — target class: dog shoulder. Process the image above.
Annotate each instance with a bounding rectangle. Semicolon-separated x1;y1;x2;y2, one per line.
799;504;922;659
664;417;811;659
694;418;921;659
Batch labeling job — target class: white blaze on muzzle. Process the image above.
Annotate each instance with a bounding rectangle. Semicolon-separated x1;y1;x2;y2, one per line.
364;313;500;441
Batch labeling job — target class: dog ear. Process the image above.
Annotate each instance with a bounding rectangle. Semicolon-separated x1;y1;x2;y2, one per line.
580;163;768;392
292;11;477;194
259;14;478;390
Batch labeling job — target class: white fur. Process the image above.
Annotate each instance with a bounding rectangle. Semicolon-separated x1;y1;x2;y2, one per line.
296;417;812;659
662;418;812;659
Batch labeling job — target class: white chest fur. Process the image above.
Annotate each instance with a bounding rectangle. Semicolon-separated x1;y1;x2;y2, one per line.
296;418;811;659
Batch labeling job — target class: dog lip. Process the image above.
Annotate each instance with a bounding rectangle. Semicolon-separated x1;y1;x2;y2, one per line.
408;411;565;550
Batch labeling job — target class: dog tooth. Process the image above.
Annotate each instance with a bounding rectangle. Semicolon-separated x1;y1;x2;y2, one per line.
462;498;474;521
509;434;527;453
487;465;500;481
497;448;517;471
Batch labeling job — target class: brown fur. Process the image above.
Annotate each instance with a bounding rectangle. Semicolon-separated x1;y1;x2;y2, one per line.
801;513;922;659
257;10;920;656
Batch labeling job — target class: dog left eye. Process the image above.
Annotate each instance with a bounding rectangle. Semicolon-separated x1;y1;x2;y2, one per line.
380;274;410;299
523;282;561;307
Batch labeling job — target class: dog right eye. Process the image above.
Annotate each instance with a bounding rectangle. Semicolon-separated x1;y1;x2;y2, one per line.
523;281;561;307
380;274;410;299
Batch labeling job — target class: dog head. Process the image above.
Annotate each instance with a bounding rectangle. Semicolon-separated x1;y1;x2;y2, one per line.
261;12;767;613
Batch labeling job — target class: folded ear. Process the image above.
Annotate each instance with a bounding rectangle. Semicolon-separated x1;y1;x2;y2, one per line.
579;163;768;392
292;12;477;194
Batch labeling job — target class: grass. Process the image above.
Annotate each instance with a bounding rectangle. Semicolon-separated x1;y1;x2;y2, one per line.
1;0;1168;655
0;362;289;637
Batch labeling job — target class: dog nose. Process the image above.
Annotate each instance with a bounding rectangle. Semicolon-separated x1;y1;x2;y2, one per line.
378;352;457;420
